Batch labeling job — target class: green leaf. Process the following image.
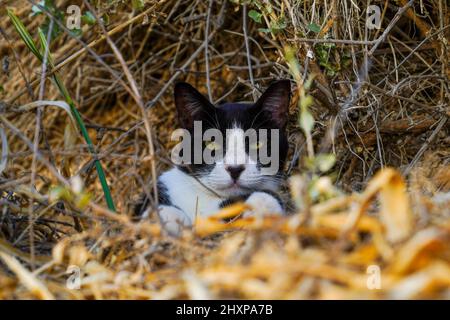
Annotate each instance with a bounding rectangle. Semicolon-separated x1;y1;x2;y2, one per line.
76;192;91;209
315;154;336;172
30;0;64;41
300;109;315;135
31;0;46;16
82;11;96;25
284;46;301;81
248;10;262;23
38;28;55;66
101;14;110;25
7;9;42;60
132;0;145;10
300;95;314;109
307;23;321;33
316;43;338;76
49;186;72;203
271;18;286;31
69;28;83;38
41;19;62;41
258;27;271;33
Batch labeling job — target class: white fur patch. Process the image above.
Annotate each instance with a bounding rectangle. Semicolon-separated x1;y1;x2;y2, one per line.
203;126;263;197
159;168;223;221
158;205;192;236
244;192;283;217
224;126;247;165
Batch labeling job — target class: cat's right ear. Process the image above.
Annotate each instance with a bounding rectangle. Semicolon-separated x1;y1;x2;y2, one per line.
174;82;216;129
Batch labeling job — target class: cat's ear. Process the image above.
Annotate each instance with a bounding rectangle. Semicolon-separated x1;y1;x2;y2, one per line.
174;82;216;129
253;80;291;128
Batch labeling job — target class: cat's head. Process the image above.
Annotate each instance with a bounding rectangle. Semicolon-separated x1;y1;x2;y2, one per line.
172;80;291;198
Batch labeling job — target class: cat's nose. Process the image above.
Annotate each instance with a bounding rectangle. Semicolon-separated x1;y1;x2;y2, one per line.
225;165;245;181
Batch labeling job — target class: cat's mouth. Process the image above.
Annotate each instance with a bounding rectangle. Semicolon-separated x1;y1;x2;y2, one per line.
217;182;252;194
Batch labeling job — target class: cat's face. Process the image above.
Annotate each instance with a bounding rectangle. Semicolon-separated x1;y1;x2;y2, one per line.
173;81;291;198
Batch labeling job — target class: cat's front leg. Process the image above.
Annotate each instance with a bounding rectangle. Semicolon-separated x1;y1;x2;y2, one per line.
150;205;193;236
244;192;284;217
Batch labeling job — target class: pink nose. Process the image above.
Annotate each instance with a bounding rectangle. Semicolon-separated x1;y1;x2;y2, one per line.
225;165;245;181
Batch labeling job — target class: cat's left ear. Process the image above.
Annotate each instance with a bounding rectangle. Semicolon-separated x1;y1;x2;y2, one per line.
174;82;216;130
253;80;291;128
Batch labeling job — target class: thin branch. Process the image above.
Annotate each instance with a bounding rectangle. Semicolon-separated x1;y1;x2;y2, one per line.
368;0;414;56
82;0;159;212
6;5;156;105
242;4;256;101
28;20;53;270
403;117;448;176
204;0;213;101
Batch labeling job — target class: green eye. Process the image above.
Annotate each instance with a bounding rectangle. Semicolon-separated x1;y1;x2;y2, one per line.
250;141;264;150
205;140;221;150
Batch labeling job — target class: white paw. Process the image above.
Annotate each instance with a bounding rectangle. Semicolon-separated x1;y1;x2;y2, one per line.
158;205;192;237
244;192;284;217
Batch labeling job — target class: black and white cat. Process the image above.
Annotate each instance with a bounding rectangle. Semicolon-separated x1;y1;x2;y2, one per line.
138;80;291;235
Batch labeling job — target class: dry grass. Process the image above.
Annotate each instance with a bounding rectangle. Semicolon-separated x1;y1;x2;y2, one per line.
0;0;448;299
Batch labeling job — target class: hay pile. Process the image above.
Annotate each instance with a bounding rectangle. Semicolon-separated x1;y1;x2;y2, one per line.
0;0;449;299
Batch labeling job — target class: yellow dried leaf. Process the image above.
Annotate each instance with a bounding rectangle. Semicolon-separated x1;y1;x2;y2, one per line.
389;262;450;299
363;168;413;243
209;202;248;220
390;227;449;274
0;251;54;300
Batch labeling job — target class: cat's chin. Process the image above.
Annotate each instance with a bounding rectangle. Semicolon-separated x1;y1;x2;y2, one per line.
215;183;251;197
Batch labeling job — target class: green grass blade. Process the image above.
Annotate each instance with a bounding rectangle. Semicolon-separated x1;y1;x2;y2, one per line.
37;28;55;67
8;10;116;212
7;9;42;59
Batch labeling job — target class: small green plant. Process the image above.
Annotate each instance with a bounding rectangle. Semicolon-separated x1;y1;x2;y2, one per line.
307;23;321;33
239;0;286;34
316;43;340;77
248;9;262;23
257;17;286;34
49;176;91;210
285;46;338;207
31;0;65;40
7;9;116;212
81;11;96;26
132;0;145;11
32;1;99;39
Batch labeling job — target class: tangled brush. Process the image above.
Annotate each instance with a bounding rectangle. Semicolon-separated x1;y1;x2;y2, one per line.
0;0;448;299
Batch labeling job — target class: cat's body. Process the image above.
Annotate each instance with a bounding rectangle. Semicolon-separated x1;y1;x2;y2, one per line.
138;80;291;235
159;167;226;218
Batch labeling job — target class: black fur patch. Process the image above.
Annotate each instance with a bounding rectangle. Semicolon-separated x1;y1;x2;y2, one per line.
133;179;171;216
219;189;285;210
219;194;250;208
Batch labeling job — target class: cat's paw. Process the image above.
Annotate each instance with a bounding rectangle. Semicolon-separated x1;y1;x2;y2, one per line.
244;192;283;217
158;205;192;237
